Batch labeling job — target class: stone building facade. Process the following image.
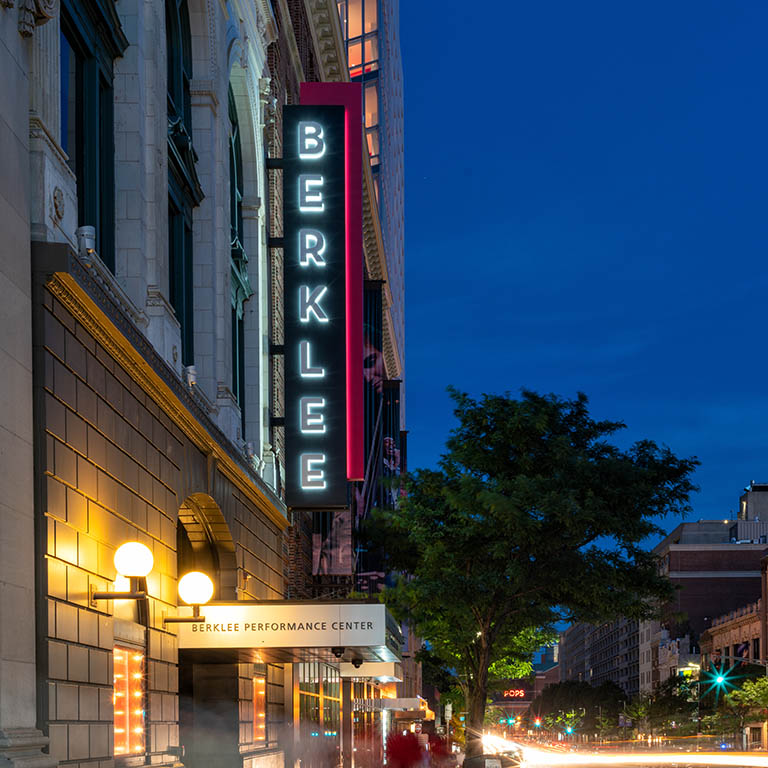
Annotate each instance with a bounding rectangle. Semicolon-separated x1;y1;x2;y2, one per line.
1;0;402;767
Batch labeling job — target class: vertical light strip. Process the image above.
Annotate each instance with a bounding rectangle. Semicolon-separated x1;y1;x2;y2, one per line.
254;676;267;741
113;646;145;756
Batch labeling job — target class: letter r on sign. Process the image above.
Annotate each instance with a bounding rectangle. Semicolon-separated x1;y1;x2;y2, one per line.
299;229;326;267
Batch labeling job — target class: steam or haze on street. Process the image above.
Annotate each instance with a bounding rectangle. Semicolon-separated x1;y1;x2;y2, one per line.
403;2;768;526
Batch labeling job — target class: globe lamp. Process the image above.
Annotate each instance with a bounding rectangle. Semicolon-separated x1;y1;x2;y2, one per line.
90;542;152;607
177;571;214;606
114;542;154;578
163;571;213;624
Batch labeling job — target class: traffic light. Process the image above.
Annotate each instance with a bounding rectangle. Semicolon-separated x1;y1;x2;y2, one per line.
700;664;735;699
534;718;542;728
499;719;507;724
565;726;573;734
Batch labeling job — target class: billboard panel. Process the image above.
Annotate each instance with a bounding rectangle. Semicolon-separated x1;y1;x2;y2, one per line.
284;105;348;507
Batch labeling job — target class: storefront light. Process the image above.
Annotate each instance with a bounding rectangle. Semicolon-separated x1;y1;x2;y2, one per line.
164;571;214;625
90;541;152;606
178;571;214;606
114;542;154;577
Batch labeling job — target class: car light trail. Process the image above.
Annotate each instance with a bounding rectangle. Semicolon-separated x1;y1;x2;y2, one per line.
521;745;768;768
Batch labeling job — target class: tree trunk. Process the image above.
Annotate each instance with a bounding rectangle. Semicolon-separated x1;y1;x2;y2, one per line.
464;650;490;759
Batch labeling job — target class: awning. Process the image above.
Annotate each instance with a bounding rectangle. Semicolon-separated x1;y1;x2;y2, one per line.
339;661;402;681
175;600;403;664
352;696;429;715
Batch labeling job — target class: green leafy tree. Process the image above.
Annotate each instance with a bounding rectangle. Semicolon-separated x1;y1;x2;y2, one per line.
595;714;615;739
528;680;625;732
648;676;697;734
625;693;651;733
557;709;584;734
367;389;698;757
724;677;768;733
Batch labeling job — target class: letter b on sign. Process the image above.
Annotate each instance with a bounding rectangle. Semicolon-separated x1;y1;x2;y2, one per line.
299;121;325;158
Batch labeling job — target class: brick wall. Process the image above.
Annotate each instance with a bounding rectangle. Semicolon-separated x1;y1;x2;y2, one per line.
34;269;286;765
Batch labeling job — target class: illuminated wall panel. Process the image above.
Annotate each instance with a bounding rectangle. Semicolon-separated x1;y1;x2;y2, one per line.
113;646;146;756
254;675;267;741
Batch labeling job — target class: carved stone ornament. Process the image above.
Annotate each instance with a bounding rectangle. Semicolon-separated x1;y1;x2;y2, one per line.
1;0;14;11
19;0;58;36
52;186;64;221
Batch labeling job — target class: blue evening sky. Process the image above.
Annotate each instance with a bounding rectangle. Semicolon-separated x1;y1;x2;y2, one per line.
401;2;768;529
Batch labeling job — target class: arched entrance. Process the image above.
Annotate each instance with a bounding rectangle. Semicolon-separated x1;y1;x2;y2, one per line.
177;493;242;768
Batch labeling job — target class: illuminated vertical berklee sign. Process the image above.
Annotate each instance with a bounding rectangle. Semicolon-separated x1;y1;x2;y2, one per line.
284;103;349;507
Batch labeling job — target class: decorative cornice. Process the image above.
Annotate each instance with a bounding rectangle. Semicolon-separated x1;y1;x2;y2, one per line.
79;249;149;331
168;118;205;205
304;0;347;82
33;242;289;531
18;0;57;37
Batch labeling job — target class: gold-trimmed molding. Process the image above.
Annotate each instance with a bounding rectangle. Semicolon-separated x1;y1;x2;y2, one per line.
47;270;289;532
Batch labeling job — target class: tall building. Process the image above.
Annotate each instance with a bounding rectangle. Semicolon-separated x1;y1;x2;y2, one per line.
559;620;639;699
0;0;409;766
336;0;404;380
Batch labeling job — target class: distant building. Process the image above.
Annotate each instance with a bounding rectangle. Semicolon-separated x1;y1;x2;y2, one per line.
559;623;590;684
559;620;639;698
534;643;559;672
561;490;768;700
638;513;768;694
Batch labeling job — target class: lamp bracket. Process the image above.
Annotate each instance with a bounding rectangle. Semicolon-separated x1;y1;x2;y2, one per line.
89;585;147;607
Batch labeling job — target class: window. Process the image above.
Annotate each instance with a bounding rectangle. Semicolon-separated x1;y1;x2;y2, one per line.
340;0;378;77
59;1;124;271
59;29;79;175
347;0;361;37
229;86;252;428
753;637;760;659
113;646;146;757
166;0;203;367
168;197;194;365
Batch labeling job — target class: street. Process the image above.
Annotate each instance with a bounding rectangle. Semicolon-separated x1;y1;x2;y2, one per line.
472;736;768;768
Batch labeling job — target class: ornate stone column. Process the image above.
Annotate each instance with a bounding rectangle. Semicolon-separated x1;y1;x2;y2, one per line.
1;5;58;767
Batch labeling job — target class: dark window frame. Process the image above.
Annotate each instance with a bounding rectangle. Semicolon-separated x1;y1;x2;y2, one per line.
166;0;203;368
60;0;125;271
228;85;253;432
